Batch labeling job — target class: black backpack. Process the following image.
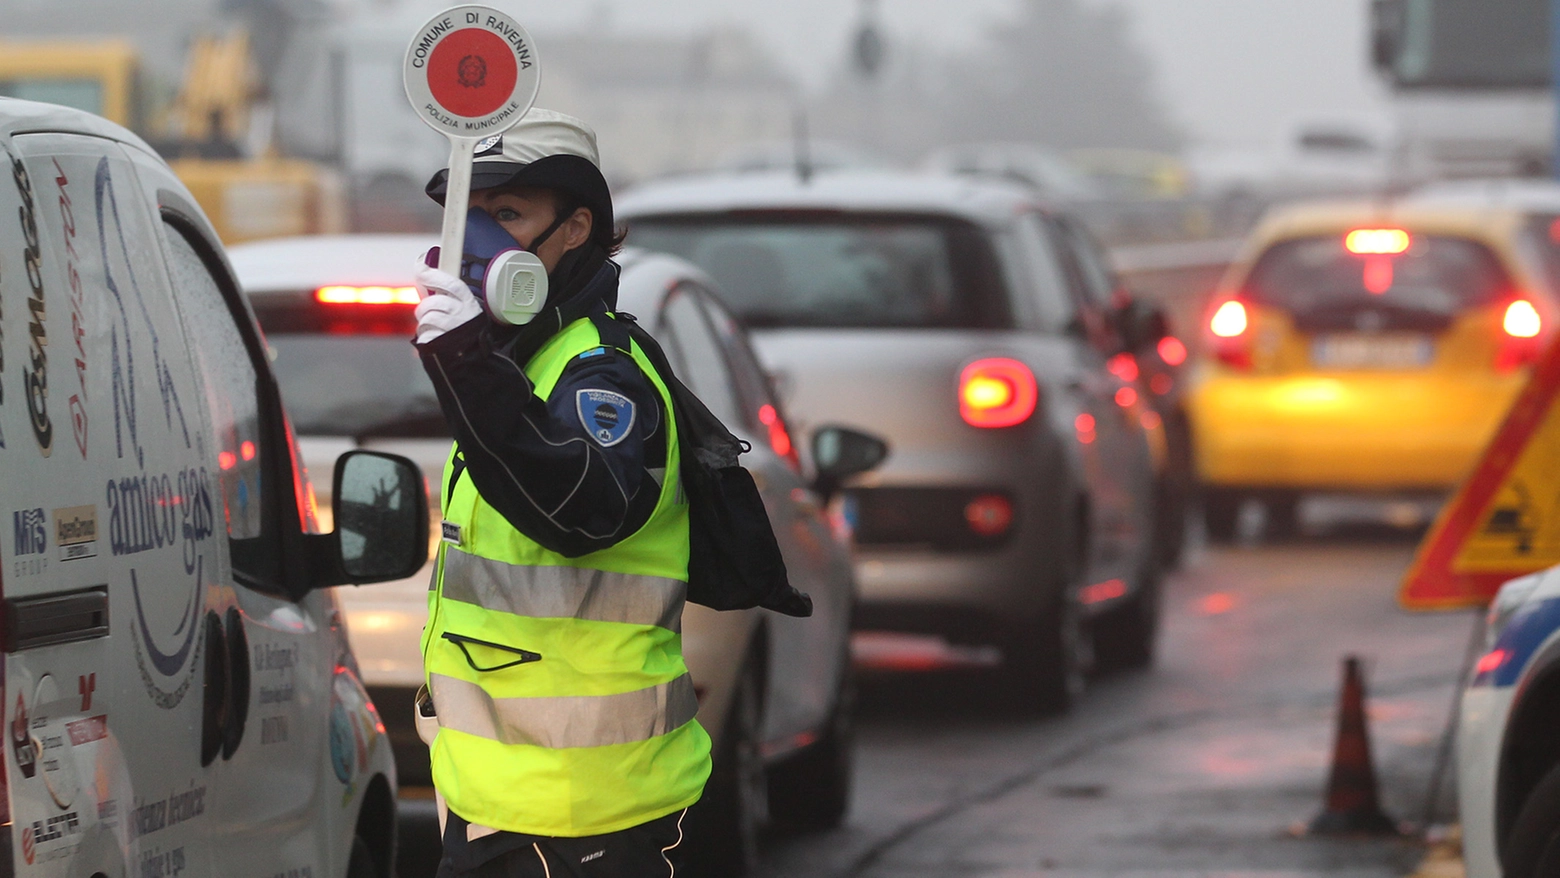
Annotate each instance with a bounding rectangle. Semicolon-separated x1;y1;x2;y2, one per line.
589;310;813;617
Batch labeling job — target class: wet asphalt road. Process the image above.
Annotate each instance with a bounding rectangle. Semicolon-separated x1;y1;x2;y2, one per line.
399;514;1480;878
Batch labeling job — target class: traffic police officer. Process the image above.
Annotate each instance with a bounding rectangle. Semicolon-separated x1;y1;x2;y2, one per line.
412;109;711;877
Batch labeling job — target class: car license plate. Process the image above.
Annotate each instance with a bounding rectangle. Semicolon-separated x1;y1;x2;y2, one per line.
1311;334;1433;369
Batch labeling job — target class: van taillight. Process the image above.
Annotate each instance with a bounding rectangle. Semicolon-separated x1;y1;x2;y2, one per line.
959;358;1038;428
1208;299;1253;370
1497;299;1544;371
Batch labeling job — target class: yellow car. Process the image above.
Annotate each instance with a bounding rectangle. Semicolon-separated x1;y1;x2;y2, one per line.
1189;199;1555;540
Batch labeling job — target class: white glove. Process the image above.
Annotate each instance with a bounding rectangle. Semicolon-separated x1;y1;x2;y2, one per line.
413;261;483;344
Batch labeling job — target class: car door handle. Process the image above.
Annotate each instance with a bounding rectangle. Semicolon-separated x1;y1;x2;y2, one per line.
4;586;109;651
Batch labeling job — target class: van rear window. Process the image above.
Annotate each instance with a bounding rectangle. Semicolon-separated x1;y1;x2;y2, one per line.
1245;234;1512;316
628;214;1013;330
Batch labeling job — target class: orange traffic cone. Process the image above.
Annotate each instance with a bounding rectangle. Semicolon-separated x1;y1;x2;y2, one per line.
1309;655;1400;834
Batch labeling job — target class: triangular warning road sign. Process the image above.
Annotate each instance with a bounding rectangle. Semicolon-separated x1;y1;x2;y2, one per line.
1402;334;1560;609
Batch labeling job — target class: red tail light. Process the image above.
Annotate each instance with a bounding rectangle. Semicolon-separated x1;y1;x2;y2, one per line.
1496;298;1544;371
1345;228;1410;255
959;358;1038;428
315;285;420;305
1504;299;1541;338
1208;300;1252;370
1106;353;1138;383
964;494;1014;537
757;404;799;470
1156;335;1187;367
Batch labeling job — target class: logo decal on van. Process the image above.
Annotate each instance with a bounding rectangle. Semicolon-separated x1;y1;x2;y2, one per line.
130;564;203;709
13;508;45;556
51;159;88;460
13;157;52;457
54;506;96;561
95;157;192;469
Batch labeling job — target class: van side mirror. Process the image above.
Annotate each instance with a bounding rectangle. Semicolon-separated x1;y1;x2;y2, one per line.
308;450;429;587
811;426;889;502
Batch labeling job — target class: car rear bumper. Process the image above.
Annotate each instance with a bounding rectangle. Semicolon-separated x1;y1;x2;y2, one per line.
847;448;1078;642
1190;371;1522;490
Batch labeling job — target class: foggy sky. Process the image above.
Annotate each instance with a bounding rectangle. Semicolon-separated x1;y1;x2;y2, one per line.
453;0;1391;152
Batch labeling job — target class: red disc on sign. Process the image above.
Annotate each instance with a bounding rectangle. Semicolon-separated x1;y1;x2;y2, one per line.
427;28;519;118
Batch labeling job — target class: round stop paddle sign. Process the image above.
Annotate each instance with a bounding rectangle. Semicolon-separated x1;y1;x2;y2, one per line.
404;5;541;138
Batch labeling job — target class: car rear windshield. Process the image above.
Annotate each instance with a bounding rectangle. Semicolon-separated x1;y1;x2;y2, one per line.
627;213;1013;329
250;299;445;438
1245;234;1512;316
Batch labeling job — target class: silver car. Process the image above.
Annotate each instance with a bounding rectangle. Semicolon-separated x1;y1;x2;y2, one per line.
230;236;882;874
621;170;1163;711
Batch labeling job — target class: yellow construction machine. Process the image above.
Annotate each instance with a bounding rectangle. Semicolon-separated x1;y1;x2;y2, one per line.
0;34;344;243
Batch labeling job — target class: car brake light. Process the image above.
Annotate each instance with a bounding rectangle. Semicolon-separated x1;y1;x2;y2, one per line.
1157;335;1187;366
1497;299;1544;371
1504;299;1541;338
1210;300;1247;338
315;285;420;305
1208;300;1252;370
1345;229;1410;255
1474;648;1509;676
959;358;1038;428
1107;353;1138;383
964;494;1014;537
756;404;799;470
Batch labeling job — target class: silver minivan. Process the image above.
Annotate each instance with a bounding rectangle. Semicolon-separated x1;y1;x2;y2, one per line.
0;98;427;877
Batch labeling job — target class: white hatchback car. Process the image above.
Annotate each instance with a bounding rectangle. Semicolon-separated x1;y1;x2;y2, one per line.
230;236;883;874
0;99;428;877
1458;566;1560;877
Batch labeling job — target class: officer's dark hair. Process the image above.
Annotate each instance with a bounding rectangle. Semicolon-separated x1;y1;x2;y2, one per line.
492;183;626;256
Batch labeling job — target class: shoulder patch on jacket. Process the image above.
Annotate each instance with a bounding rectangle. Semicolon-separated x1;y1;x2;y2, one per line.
576;389;636;447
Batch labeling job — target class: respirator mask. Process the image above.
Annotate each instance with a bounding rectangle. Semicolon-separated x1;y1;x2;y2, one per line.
447;207;568;326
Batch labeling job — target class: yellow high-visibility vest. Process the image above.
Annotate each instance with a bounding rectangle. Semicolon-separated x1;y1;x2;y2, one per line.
422;315;711;837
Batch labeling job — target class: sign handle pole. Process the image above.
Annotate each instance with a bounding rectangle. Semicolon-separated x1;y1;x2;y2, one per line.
438;136;480;278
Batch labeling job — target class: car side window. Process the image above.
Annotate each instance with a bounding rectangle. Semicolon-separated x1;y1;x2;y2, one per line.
658;284;742;427
159;218;281;591
1010;212;1080;334
1056;218;1117;309
694;288;775;432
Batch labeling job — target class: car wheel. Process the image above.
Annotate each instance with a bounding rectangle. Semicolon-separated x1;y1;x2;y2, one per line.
346;835;377;878
768;653;855;831
1504;763;1560;877
1006;594;1090;715
1093;563;1161;672
1203;489;1242;543
686;660;766;877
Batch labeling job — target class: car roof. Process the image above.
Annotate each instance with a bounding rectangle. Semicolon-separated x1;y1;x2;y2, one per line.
229;234;438;292
617;169;1041;226
228;234;710;320
0;96;156;153
1242;197;1532;256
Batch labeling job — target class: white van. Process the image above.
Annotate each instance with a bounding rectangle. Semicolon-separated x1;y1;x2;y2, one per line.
0;99;427;877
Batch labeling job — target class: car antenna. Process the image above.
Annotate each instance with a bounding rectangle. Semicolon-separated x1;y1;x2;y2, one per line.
793;105;814;185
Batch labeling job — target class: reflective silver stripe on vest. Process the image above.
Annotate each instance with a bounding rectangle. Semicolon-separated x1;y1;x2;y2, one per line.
441;548;685;631
429;672;700;749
